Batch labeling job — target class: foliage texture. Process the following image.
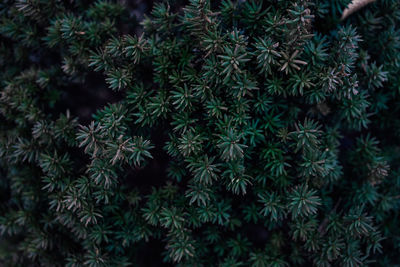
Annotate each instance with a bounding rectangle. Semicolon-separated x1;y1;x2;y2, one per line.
1;0;400;266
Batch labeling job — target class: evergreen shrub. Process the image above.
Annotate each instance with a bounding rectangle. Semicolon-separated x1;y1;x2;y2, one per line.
0;0;400;266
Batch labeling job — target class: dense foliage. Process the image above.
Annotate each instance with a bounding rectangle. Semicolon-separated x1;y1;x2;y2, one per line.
1;0;400;266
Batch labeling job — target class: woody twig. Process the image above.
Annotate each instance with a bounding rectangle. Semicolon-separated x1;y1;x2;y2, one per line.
341;0;376;20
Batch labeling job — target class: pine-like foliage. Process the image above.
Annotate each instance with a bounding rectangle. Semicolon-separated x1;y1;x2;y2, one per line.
1;0;400;266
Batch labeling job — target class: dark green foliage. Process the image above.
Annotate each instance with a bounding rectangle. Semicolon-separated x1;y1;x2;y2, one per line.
1;0;400;266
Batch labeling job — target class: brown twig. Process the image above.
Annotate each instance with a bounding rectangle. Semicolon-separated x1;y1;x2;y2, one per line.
318;198;342;236
341;0;377;20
